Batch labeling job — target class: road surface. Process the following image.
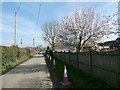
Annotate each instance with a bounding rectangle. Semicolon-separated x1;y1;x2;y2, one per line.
1;54;53;88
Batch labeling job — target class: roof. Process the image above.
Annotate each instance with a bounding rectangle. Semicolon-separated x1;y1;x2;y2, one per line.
98;38;120;47
116;38;120;44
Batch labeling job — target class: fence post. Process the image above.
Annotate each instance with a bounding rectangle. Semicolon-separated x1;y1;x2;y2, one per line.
60;51;62;61
117;52;120;88
55;51;57;60
64;50;65;62
77;51;79;70
55;51;57;59
69;50;70;65
89;49;92;78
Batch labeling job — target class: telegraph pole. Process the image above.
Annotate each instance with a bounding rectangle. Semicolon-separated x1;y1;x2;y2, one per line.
14;12;17;47
33;38;35;48
20;38;22;48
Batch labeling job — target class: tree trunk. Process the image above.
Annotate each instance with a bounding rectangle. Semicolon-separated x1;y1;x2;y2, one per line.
51;36;55;51
77;36;82;52
51;43;55;51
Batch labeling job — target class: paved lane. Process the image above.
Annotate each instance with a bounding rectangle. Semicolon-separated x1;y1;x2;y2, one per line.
1;54;53;88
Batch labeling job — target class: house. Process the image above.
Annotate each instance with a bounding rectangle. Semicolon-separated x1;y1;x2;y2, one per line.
97;38;120;51
55;38;120;52
55;44;75;52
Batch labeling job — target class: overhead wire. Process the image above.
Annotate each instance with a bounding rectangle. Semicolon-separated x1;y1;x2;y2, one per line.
36;0;42;31
34;0;42;47
15;0;23;14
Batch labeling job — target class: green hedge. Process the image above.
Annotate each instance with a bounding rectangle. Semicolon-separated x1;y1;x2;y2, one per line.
2;46;22;66
0;46;34;74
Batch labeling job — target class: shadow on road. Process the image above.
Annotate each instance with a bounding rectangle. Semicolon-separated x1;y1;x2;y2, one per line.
18;76;52;88
33;55;44;58
8;64;48;74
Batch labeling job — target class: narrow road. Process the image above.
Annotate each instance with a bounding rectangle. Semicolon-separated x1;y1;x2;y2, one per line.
1;54;53;88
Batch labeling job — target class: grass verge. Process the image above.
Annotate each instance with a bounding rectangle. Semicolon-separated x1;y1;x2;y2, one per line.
54;58;109;88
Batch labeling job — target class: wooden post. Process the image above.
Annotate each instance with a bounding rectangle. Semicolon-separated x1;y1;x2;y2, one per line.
64;50;65;62
77;50;79;70
117;52;120;88
55;51;57;60
14;12;17;46
51;50;53;66
61;51;62;61
89;49;92;78
20;38;23;48
33;38;34;48
69;50;70;65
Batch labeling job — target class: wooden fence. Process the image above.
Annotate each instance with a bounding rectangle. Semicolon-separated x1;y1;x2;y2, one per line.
53;50;120;88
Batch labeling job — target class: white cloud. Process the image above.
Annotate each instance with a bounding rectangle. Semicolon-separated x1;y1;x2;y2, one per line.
2;13;41;34
2;1;119;47
2;13;43;47
2;24;14;33
1;40;13;46
99;2;117;14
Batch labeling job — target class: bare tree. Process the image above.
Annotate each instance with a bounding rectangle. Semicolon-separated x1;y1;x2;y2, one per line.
42;22;59;51
57;8;112;52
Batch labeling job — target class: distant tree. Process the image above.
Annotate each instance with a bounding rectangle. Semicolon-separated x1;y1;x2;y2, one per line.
25;48;30;56
36;45;43;51
57;8;112;52
42;22;59;51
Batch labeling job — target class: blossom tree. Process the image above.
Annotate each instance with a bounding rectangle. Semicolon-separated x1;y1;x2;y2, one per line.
57;8;112;52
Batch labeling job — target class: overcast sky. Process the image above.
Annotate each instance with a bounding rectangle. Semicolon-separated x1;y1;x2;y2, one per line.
1;0;119;47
